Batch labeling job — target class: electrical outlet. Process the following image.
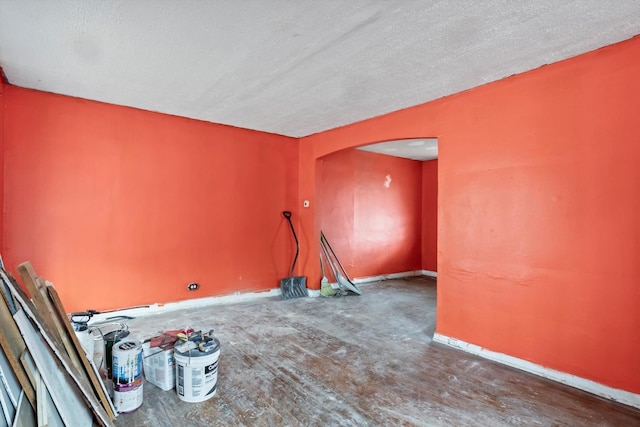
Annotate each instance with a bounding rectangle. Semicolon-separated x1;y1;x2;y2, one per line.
187;282;199;291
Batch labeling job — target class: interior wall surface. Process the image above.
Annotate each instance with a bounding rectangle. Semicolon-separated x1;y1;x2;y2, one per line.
300;36;640;394
3;86;299;312
317;148;422;280
421;160;438;272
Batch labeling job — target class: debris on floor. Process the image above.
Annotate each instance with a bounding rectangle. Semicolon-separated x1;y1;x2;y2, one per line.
0;261;223;427
0;261;115;426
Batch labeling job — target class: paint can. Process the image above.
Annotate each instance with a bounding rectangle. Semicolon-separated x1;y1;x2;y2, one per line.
174;338;221;403
73;323;95;360
112;339;143;413
104;329;130;379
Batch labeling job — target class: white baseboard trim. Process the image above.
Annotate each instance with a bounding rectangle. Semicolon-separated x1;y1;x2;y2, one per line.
90;287;282;322
307;289;321;298
433;333;640;410
353;270;424;284
421;270;438;278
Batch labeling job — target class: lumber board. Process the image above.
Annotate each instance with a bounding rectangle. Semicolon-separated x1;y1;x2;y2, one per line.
18;353;35;393
0;286;26;359
0;376;11;426
0;334;34;412
35;373;45;427
15;262;44;309
35;277;84;375
47;285;116;420
0;260;17;315
0;280;17;316
6;276;113;426
14;309;93;427
11;391;35;427
34;372;64;427
0;273;35;409
18;263;84;375
0;347;20;408
16;263;73;367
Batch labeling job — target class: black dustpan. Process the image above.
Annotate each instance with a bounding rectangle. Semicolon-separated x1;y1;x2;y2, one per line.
280;211;308;299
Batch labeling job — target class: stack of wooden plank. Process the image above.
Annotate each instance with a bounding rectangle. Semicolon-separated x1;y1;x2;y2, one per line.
0;261;116;427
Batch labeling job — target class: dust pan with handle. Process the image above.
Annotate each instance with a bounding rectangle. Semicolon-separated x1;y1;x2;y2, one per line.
280;211;308;299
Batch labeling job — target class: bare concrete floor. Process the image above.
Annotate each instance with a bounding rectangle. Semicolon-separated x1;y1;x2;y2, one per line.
114;277;640;426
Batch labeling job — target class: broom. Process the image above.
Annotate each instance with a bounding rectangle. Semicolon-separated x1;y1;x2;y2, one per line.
320;252;336;297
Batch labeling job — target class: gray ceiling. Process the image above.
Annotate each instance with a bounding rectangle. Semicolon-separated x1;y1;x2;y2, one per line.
1;1;640;138
357;138;438;161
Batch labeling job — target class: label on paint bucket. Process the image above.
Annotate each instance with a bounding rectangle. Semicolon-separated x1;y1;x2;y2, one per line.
174;337;220;403
113;383;143;414
102;329;130;379
112;339;143;412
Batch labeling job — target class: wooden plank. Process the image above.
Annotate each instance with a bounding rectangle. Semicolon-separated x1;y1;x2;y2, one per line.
0;347;20;408
0;274;35;409
19;264;85;375
0;285;26;360
6;276;113;427
16;263;82;374
47;285;116;420
17;263;64;345
11;391;35;427
0;257;16;316
35;373;46;427
18;353;35;393
0;281;17;316
34;373;64;427
14;309;93;427
16;262;46;310
35;277;84;374
0;334;34;412
0;374;12;426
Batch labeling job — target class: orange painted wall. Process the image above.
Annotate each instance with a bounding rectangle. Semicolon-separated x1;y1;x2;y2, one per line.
300;36;640;394
317;148;422;280
3;86;299;312
421;160;437;272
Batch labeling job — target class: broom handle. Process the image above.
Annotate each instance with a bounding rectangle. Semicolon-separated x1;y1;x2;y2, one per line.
320;238;338;281
283;211;299;276
320;232;352;281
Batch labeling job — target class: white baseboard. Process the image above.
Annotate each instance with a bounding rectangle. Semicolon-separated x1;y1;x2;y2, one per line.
353;270;425;284
421;270;437;278
433;333;640;410
90;287;282;322
307;289;321;298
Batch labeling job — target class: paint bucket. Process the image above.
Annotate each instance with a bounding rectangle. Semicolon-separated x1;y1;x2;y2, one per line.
73;323;95;360
112;339;143;413
104;329;130;379
174;338;221;403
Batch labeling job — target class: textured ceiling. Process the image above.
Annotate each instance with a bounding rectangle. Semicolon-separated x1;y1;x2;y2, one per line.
1;1;640;138
358;138;438;161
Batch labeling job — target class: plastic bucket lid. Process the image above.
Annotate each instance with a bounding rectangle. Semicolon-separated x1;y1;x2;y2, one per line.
174;337;221;358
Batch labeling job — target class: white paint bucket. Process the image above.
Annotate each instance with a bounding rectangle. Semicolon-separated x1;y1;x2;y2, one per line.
112;339;143;413
73;325;95;360
175;338;220;403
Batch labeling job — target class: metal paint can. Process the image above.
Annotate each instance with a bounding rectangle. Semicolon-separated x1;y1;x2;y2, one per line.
112;339;143;413
104;329;130;378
